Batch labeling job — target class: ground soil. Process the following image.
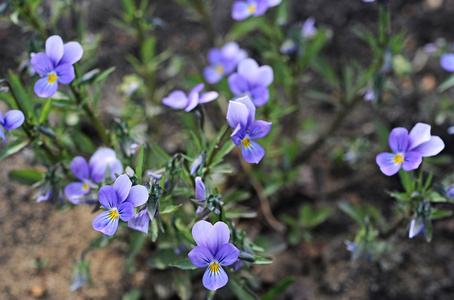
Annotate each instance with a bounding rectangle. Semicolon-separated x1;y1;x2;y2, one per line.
1;0;454;299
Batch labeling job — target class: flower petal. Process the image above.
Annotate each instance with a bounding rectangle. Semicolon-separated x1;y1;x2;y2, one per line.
89;148;123;184
376;152;401;176
207;48;222;64
2;110;24;131
188;246;214;268
202;265;228;290
199;91;219;104
226;100;249;129
192;220;213;248
249;86;270;107
92;211;112;232
266;0;282;7
409;218;424;238
195;177;206;201
411;136;445;157
98;185;118;210
248;120;272;140
228;73;249;96
125;185;149;207
34;77;59;98
118;201;134;221
238;58;259;78
402;151;423;171
100;218;119;236
230;124;246;146
30;52;54;76
441;54;454;72
216;243;240;266
0;127;5;142
45;35;64;66
70;156;90;181
55;63;75;85
162;90;188;109
203;66;223;84
388;127;409;153
64;182;90;205
206;222;230;255
128;209;150;233
241;140;265;164
114;174;132;203
408;123;431;150
60;41;83;65
232;1;252;21
235;95;256;127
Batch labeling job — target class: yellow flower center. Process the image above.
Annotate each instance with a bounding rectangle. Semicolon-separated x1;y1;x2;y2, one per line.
215;64;224;74
241;138;251;148
83;183;89;190
209;261;220;274
393;153;404;164
248;4;256;14
108;209;120;220
48;73;58;84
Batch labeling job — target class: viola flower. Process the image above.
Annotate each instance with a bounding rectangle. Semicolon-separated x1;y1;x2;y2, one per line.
226;96;272;163
64;148;123;204
162;83;218;112
92;174;149;236
440;42;454;72
232;0;282;21
301;17;317;39
194;176;207;215
228;58;274;107
0;109;24;141
188;221;240;290
128;208;151;234
376;123;445;176
30;35;83;98
203;42;247;84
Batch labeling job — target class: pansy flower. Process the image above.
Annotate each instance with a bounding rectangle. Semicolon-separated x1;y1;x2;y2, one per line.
204;42;247;84
92;174;148;236
228;58;274;107
30;35;83;98
64;148;123;204
0;109;24;141
232;0;282;21
376;123;445;176
128;208;151;234
188;221;240;290
226;96;272;163
162;83;218;112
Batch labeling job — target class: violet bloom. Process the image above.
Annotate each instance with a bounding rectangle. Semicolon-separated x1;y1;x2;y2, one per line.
204;42;247;84
162;83;218;112
440;43;454;72
228;58;274;107
64;148;123;204
226;96;272;164
30;35;83;98
92;174;148;236
232;0;282;21
301;17;317;39
194;176;206;214
128;208;151;234
376;123;445;176
188;221;240;290
0;109;24;141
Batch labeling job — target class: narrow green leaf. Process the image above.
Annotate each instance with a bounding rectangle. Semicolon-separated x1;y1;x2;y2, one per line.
262;277;295;300
39;98;53;124
251;256;273;265
169;258;197;270
9;70;35;121
135;145;145;184
338;201;364;225
9;169;43;185
438;73;454;93
160;204;182;214
228;277;258;300
0;139;30;161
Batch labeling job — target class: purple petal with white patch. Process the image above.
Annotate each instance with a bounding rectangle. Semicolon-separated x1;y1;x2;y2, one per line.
232;1;252;21
407;123;431;150
226;101;249;129
202;265;228;290
89;148;123;184
235;96;256;127
60;42;84;65
64;182;90;205
124;185;149;207
162;91;188;109
113;174;132;203
199;91;219;104
409;218;424;238
411;136;444;157
34;77;59;98
230;124;246;146
376;152;402;176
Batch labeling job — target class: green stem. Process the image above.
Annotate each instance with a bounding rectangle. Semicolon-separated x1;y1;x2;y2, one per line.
203;125;230;180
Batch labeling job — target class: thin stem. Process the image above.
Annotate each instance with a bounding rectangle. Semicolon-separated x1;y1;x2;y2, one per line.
203;125;230;180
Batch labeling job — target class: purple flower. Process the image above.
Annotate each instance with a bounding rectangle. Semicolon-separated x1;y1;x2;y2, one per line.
194;176;206;215
64;148;124;204
162;83;218;112
0;109;24;141
301;17;317;38
232;0;281;21
128;208;151;234
92;174;148;236
441;43;454;72
408;218;424;238
376;123;445;176
226;96;272;164
30;35;83;98
204;42;247;84
188;221;240;290
228;58;274;107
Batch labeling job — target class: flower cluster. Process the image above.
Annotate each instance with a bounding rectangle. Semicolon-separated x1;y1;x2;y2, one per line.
162;83;218;112
31;35;83;98
376;123;444;176
232;0;282;21
227;96;272;163
64;148;123;204
228;58;274;107
188;221;240;290
204;42;247;84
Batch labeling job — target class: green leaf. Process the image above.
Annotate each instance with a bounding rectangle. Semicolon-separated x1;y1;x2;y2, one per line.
228;277;258;300
9;70;35;122
141;37;156;63
169;258;197;270
338;201;364;225
251;255;273;265
8;169;43;185
39;98;53;124
262;277;295;300
135;145;145;184
0;139;30;161
122;288;141;300
160;204;182;214
430;209;453;220
438;73;454;93
398;168;414;194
